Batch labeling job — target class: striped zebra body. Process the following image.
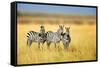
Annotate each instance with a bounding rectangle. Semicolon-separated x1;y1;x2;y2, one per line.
47;31;61;43
46;25;64;48
27;26;46;48
27;31;41;46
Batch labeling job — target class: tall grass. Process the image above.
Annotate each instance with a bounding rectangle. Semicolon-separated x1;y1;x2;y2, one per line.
17;23;96;65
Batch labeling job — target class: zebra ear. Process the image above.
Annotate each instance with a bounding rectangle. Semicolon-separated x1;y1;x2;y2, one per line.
65;27;70;30
59;25;62;28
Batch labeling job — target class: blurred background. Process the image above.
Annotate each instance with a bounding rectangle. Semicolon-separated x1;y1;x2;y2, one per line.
17;3;96;25
17;3;96;64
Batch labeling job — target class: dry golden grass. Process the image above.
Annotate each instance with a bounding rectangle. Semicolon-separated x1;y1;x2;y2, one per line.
17;23;96;65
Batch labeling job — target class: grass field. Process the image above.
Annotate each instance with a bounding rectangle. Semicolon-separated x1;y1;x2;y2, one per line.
17;23;96;65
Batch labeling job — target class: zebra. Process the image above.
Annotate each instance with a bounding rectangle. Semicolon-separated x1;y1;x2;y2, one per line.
40;26;45;34
46;25;64;48
27;26;46;48
61;27;71;49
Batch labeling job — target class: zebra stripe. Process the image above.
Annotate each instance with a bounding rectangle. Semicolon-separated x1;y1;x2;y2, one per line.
27;26;46;48
61;27;71;49
46;25;64;48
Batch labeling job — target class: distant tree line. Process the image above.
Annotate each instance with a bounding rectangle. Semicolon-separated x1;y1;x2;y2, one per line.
17;11;96;25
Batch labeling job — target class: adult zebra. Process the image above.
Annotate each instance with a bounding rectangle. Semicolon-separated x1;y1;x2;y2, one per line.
61;27;71;49
27;26;46;48
46;25;64;48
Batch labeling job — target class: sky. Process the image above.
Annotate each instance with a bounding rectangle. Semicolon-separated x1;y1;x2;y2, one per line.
17;3;96;16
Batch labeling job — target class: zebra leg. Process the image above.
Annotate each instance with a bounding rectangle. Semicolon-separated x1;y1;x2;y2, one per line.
54;43;56;48
57;42;61;49
27;39;32;47
63;42;67;49
47;41;51;49
66;43;69;48
41;42;44;51
64;43;69;50
38;42;40;49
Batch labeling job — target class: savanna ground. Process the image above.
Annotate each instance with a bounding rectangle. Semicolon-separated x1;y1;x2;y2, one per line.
17;22;96;65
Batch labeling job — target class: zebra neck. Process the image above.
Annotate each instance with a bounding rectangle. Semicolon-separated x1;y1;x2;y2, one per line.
56;31;61;35
66;32;70;35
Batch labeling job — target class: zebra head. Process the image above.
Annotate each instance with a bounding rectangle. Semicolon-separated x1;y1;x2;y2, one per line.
64;27;70;41
40;25;45;34
39;32;47;44
57;25;64;35
61;27;71;41
40;25;45;29
65;27;70;35
62;27;71;48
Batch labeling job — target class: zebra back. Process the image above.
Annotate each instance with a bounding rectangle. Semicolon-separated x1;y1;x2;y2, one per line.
46;25;64;46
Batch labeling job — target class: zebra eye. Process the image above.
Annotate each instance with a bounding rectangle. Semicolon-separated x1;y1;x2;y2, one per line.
61;33;65;36
39;34;41;36
67;35;69;37
61;33;63;36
